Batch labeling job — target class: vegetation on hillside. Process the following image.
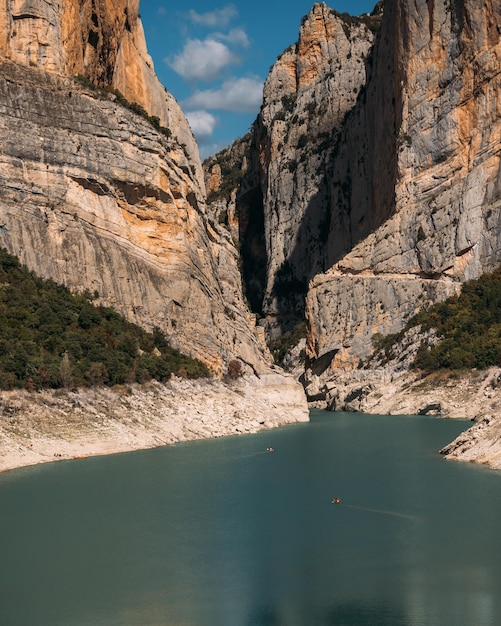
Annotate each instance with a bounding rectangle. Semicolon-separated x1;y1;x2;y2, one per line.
412;268;501;371
375;267;501;372
205;134;251;205
269;321;307;366
0;248;209;390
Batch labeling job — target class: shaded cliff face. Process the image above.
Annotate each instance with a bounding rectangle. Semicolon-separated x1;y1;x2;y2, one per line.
207;0;501;381
205;3;383;337
0;2;272;375
306;0;501;371
257;4;381;333
204;132;267;317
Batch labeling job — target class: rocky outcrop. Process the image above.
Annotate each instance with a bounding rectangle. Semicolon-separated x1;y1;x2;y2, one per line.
441;412;501;471
204;134;251;246
0;1;277;376
254;4;382;333
304;365;501;420
0;0;201;181
305;0;501;370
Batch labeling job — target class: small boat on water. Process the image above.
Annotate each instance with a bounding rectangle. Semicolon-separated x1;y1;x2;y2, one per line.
332;497;341;504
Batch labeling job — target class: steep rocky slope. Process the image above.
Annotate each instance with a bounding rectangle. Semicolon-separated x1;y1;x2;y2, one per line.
209;0;501;369
0;0;275;376
306;0;501;372
206;3;383;336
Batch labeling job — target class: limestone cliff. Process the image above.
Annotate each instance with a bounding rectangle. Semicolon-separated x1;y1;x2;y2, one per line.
306;0;501;374
0;1;273;376
0;0;200;180
205;3;383;337
256;3;381;335
208;0;501;404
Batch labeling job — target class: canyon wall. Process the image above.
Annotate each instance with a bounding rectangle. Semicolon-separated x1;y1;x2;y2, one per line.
306;0;501;374
239;0;501;470
255;4;379;333
0;0;273;375
0;0;200;175
205;3;386;336
207;0;501;384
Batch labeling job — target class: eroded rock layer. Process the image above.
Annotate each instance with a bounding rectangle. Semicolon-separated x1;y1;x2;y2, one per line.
0;1;273;376
1;0;201;181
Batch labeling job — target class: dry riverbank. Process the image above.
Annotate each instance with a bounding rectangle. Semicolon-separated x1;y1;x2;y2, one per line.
2;367;501;475
0;372;308;474
306;366;501;470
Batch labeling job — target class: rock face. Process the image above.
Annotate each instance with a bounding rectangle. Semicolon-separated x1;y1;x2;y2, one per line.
210;0;500;368
306;0;501;372
205;4;383;336
0;0;200;177
204;133;268;318
0;1;273;376
257;4;382;334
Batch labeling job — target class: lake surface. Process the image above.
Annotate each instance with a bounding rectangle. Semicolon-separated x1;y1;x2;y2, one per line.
1;411;500;626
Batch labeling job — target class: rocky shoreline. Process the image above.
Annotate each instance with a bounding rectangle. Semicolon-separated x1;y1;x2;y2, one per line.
2;368;500;475
305;366;501;471
0;372;308;474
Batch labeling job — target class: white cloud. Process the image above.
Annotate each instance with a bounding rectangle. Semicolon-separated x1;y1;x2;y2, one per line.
183;77;264;113
214;28;250;48
186;110;218;140
188;5;238;28
166;38;239;81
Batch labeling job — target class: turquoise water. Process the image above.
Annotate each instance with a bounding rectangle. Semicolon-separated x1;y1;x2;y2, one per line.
1;411;500;626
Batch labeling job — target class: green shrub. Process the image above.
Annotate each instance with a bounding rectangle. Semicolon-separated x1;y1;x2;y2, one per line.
269;321;307;365
0;248;209;390
375;267;501;372
281;94;296;112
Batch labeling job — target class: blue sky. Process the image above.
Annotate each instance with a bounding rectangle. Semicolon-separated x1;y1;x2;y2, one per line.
140;1;377;158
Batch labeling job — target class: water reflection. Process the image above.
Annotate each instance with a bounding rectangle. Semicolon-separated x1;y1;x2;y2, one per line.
246;601;407;626
247;605;283;626
323;600;407;626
